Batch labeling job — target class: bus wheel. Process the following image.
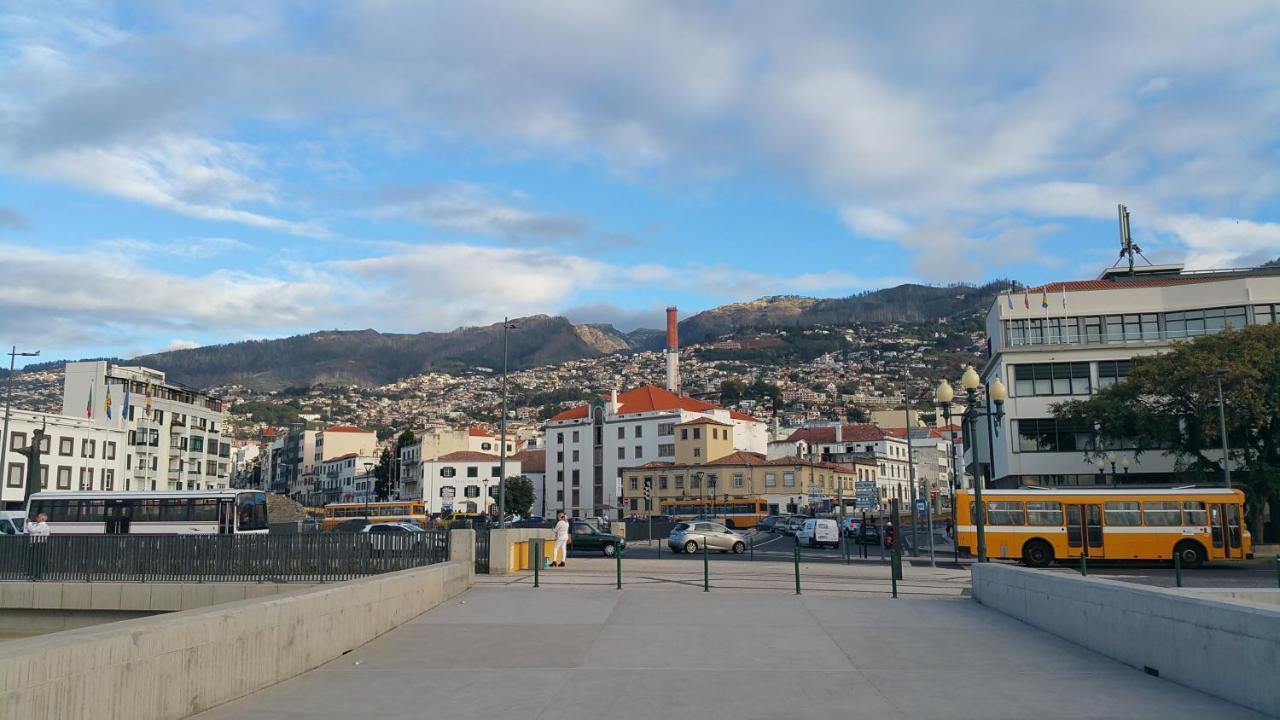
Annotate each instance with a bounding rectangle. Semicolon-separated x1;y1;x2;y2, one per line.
1021;539;1054;568
1174;541;1205;569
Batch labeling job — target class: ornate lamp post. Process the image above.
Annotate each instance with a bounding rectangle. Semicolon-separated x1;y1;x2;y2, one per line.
937;366;1006;563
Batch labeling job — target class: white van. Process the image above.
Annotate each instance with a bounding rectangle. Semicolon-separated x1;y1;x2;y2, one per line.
795;518;840;548
0;510;25;536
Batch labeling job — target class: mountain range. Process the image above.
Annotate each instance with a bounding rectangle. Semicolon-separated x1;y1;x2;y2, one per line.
18;281;1010;390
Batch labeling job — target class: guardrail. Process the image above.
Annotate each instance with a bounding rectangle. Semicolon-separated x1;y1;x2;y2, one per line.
0;532;450;583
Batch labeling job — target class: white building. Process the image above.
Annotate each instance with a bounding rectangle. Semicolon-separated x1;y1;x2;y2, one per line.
320;452;378;503
60;361;233;493
976;263;1280;487
773;424;911;512
545;385;768;518
511;448;547;516
420;451;522;515
2;409;129;510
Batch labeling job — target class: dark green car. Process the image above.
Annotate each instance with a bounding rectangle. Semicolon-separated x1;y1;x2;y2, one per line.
569;519;626;557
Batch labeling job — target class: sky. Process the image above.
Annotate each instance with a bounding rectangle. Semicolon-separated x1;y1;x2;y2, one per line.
2;1;1279;366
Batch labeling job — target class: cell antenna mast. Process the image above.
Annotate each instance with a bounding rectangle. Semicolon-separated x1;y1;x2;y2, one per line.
1117;203;1142;276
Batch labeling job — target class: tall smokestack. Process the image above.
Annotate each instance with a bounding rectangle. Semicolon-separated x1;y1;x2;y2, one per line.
665;306;680;393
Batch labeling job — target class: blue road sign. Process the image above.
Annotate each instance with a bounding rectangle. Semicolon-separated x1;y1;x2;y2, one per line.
915;498;927;515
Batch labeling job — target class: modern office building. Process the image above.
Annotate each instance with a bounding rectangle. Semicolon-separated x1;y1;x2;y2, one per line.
974;263;1280;487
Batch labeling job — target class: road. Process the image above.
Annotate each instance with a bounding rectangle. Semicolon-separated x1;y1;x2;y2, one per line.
613;528;962;566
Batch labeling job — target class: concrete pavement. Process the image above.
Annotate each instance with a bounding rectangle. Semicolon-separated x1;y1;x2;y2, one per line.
190;579;1265;719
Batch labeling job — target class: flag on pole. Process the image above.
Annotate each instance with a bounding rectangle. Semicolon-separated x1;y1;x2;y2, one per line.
1061;284;1068;309
105;386;113;420
144;383;153;418
121;384;131;422
1041;290;1050;309
1006;292;1014;309
86;381;95;419
1023;290;1030;309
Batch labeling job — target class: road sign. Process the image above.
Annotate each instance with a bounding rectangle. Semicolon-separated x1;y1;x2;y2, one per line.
915;498;927;515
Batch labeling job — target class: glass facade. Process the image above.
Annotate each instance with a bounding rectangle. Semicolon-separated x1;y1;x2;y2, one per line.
1004;304;1253;347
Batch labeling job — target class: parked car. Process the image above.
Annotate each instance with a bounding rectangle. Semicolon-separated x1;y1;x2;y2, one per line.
668;521;747;554
756;515;781;532
0;510;25;535
783;515;808;536
853;524;882;546
568;519;626;557
796;518;840;548
360;521;429;555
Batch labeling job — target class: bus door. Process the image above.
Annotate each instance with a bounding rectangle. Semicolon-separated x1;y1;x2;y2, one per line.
1065;504;1103;557
218;501;236;534
105;501;131;534
1209;504;1241;559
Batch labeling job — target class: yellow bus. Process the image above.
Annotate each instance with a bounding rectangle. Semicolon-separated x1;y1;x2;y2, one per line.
955;488;1251;568
659;497;768;530
322;500;428;531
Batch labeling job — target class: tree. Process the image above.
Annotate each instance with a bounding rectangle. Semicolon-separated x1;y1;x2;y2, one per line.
845;407;868;423
498;475;535;517
719;379;747;405
1053;325;1280;540
372;448;393;501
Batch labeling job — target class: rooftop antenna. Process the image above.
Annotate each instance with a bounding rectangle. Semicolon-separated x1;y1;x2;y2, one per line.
1115;204;1152;276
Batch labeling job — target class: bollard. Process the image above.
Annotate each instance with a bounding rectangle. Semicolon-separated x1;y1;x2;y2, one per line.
1174;551;1182;587
1079;553;1087;577
749;534;754;561
891;559;898;598
703;538;710;592
533;540;541;588
1275;555;1279;589
793;543;802;595
616;541;622;590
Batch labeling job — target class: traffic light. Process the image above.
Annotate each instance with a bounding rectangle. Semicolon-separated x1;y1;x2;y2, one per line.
643;476;652;500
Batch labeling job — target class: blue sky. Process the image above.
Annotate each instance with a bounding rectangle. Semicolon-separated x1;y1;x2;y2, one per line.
2;1;1279;365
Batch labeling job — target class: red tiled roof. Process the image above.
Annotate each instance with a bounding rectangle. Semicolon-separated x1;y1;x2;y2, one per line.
468;426;493;437
325;452;359;462
704;451;768;466
677;416;732;427
729;410;760;422
434;451;506;462
548;385;720;422
784;424;890;444
322;425;371;434
510;449;545;473
763;455;865;472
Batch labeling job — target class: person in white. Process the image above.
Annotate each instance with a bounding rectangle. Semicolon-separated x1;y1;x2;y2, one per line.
551;512;569;567
26;512;50;542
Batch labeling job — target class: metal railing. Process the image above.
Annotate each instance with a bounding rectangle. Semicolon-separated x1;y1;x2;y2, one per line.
474;526;490;573
0;531;449;583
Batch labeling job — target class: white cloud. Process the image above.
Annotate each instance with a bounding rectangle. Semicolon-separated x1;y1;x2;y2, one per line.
162;338;201;352
1149;214;1280;269
374;183;585;241
100;236;250;259
839;207;910;239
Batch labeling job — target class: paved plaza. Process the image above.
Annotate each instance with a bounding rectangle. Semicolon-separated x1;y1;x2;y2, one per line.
191;563;1266;720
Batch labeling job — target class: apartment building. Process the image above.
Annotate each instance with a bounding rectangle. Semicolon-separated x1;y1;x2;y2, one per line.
319;452;378;503
420;451;522;515
545;385;768;518
61;361;232;493
975;263;1280;487
1;409;128;510
510;449;547;516
773;424;911;511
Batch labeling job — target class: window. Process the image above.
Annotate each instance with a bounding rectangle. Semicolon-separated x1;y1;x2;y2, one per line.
56;466;71;490
618;447;626;460
1096;360;1132;390
1143;501;1181;526
1104;501;1142;526
191;498;218;522
634;446;643;459
1025;501;1063;526
462;485;481;498
571;469;580;486
105;441;116;460
59;437;73;456
675;474;685;489
659;475;668;490
765;472;777;487
571;450;580;462
9;432;25;450
733;474;744;489
81;439;95;458
79;467;93;490
440;486;455;498
1254;304;1278;325
634;425;642;438
556;451;564;463
5;463;20;488
986;501;1025;525
1015;418;1095;453
658;444;675;457
680;428;688;440
556;432;564;445
617;427;625;440
658;423;674;436
1182;501;1207;526
629;477;638;491
572;431;580;443
160;499;189;522
466;466;478;478
102;469;114;491
783;472;796;487
693;428;701;440
1083;316;1102;344
1012;363;1091;396
692;448;700;457
441;467;456;478
480;442;492;451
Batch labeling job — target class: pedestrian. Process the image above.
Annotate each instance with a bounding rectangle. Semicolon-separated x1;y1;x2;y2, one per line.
884;522;895;550
26;512;50;541
26;512;50;581
551;512;569;567
944;517;953;538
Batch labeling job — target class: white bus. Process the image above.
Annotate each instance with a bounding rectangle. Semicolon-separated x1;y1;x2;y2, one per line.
24;490;269;535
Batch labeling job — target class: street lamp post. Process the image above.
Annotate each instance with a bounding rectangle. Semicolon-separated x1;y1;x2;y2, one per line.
1;346;40;491
935;391;962;564
363;461;374;518
1121;456;1131;481
1214;369;1232;489
936;367;1006;563
498;318;517;528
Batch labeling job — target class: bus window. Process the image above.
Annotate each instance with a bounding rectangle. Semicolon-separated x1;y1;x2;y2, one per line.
1226;505;1242;549
1182;501;1207;526
134;500;161;522
1025;501;1063;526
236;493;269;532
986;501;1025;525
191;499;219;522
1142;501;1181;526
1104;501;1142;526
160;499;190;522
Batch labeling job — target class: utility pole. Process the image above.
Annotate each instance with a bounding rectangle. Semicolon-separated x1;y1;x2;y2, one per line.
905;394;919;557
1215;369;1232;490
1;346;40;491
498;318;515;527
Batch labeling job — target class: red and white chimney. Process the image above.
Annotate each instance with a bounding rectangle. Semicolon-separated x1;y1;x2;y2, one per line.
665;306;680;393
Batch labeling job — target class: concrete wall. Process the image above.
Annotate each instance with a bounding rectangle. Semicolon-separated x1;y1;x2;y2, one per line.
489;528;554;575
0;529;476;720
972;563;1280;717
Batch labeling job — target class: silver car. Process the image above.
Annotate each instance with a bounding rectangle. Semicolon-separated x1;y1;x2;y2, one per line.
668;521;747;554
